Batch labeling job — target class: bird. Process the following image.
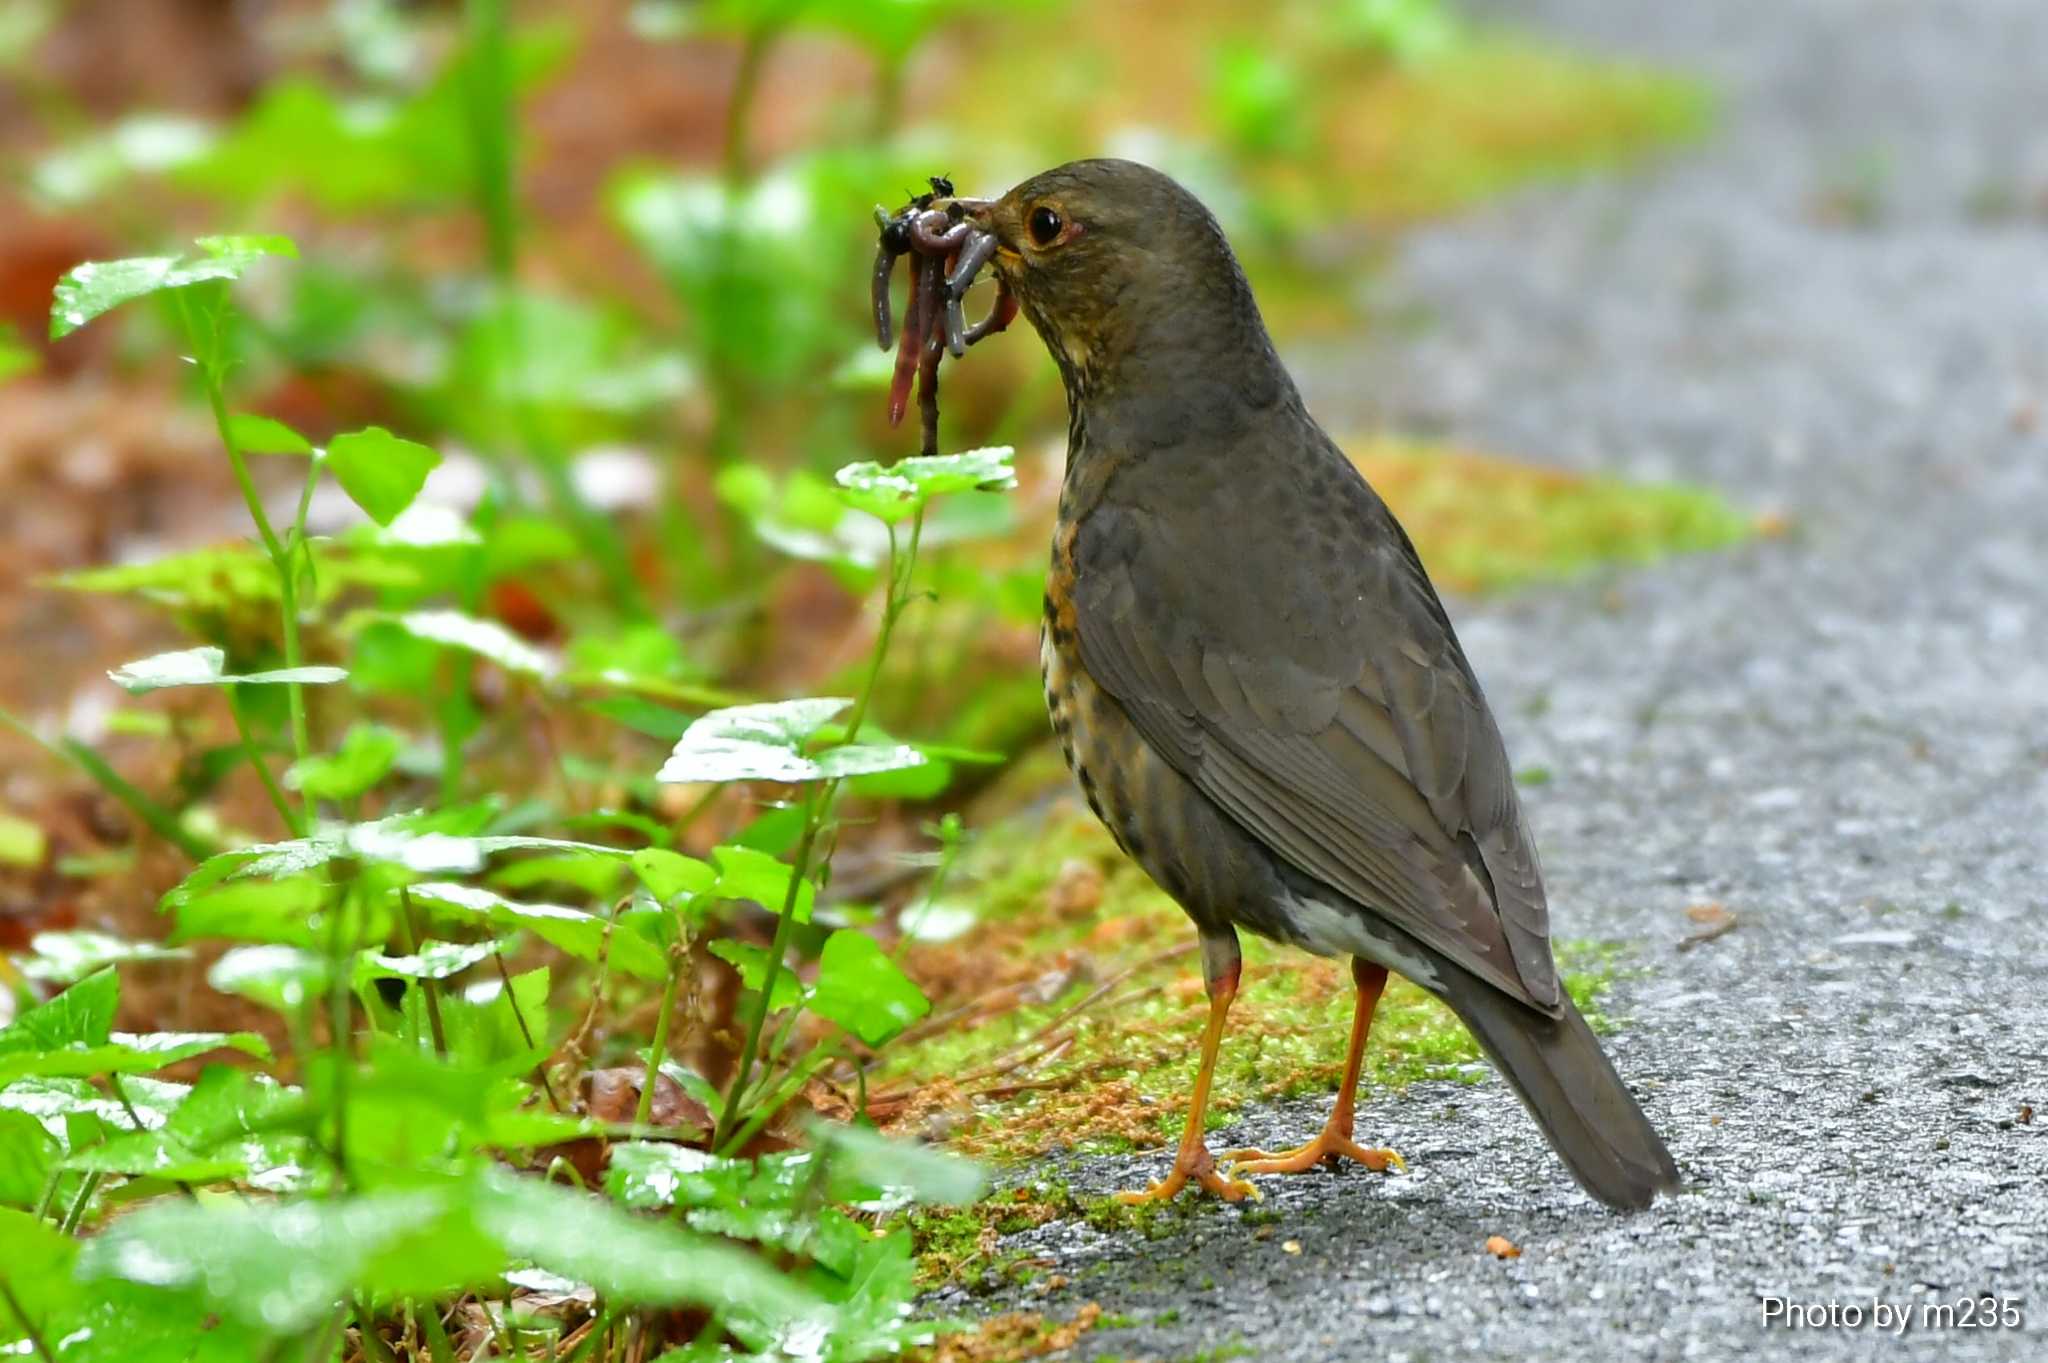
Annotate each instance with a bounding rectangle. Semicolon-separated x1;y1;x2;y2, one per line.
955;159;1681;1211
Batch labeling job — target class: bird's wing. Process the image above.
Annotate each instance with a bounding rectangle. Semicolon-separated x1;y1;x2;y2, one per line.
1067;478;1559;1013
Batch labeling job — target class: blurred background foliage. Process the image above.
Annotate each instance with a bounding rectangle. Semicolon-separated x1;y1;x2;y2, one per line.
0;2;1744;1356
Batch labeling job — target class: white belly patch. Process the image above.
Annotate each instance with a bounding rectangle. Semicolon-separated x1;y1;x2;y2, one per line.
1278;890;1444;992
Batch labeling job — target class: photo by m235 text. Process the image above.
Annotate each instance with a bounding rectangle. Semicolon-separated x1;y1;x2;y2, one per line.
1761;1295;2026;1336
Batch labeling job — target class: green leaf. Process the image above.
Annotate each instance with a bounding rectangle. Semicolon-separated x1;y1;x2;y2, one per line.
806;930;929;1046
711;844;814;921
396;608;556;676
20;930;189;984
325;426;440;526
657;698;926;784
0;811;45;867
629;847;715;905
50;541;422;613
107;645;347;693
0;1207;83;1341
0;1030;272;1087
0;1075;188;1143
283;723;401;801
706;941;803;1013
163;818;627;893
407;882;668;981
207;945;332;1011
470;1167;815;1320
67;1066;314;1192
813;1121;987;1206
832;447;1017;524
0;1108;59;1206
173;879;332;948
605;1141;756;1211
0;966;118;1053
355;938;502;983
226;412;313;456
0;324;35;384
489;852;624;899
74;1188;497;1334
49;235;296;339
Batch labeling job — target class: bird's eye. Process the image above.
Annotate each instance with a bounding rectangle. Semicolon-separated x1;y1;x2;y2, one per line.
1028;206;1064;246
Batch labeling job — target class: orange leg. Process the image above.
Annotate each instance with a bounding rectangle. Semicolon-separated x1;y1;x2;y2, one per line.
1118;934;1258;1205
1223;958;1406;1177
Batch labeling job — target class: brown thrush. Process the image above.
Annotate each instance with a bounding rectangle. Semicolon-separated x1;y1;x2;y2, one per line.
961;159;1681;1211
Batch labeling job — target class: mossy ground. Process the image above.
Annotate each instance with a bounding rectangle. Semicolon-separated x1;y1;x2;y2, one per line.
1349;435;1763;594
885;792;1626;1169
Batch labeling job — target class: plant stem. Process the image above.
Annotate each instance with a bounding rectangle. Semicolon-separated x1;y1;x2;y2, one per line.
722;21;782;187
58;1171;101;1235
709;506;925;1149
324;876;356;1186
634;949;686;1128
227;690;305;837
198;361;312;773
492;950;563;1111
710;788;821;1151
464;0;517;282
394;888;448;1056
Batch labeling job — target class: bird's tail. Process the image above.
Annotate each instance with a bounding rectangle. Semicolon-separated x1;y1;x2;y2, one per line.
1434;961;1681;1211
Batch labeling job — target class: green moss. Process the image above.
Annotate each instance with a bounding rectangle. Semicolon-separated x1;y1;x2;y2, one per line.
894;793;1643;1167
1349;436;1758;595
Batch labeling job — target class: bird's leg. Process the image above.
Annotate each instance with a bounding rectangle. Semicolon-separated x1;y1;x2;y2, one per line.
1224;958;1405;1177
1117;930;1259;1205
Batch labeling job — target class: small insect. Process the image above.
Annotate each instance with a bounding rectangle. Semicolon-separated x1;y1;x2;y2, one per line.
871;177;1017;456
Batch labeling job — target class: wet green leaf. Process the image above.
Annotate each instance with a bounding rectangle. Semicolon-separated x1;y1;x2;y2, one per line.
325;426;440;526
806;930;929;1046
812;1121;986;1205
74;1188;499;1334
831;447;1017;524
471;1167;815;1320
396;609;556;676
108;645;348;694
0;1029;272;1086
407;881;667;981
68;1065;314;1192
356;938;503;983
49;235;296;338
0;967;118;1053
657;698;926;784
207;945;333;1011
20;930;189;984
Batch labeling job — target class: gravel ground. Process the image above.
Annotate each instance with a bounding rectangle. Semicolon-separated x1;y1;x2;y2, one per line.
945;2;2048;1358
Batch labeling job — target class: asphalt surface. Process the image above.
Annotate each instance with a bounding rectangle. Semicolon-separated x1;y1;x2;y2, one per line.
941;2;2048;1357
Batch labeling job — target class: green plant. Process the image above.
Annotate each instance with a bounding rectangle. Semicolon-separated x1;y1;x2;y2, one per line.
11;225;1015;1358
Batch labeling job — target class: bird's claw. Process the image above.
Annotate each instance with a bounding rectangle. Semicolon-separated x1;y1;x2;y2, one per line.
1116;1144;1262;1204
1223;1134;1406;1178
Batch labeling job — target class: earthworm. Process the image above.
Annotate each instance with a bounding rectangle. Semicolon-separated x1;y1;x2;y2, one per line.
872;177;1017;455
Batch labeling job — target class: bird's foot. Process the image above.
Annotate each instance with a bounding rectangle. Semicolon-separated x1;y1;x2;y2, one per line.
1223;1130;1406;1178
1116;1142;1261;1205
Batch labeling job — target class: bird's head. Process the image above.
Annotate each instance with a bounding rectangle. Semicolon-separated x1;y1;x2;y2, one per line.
955;159;1285;410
